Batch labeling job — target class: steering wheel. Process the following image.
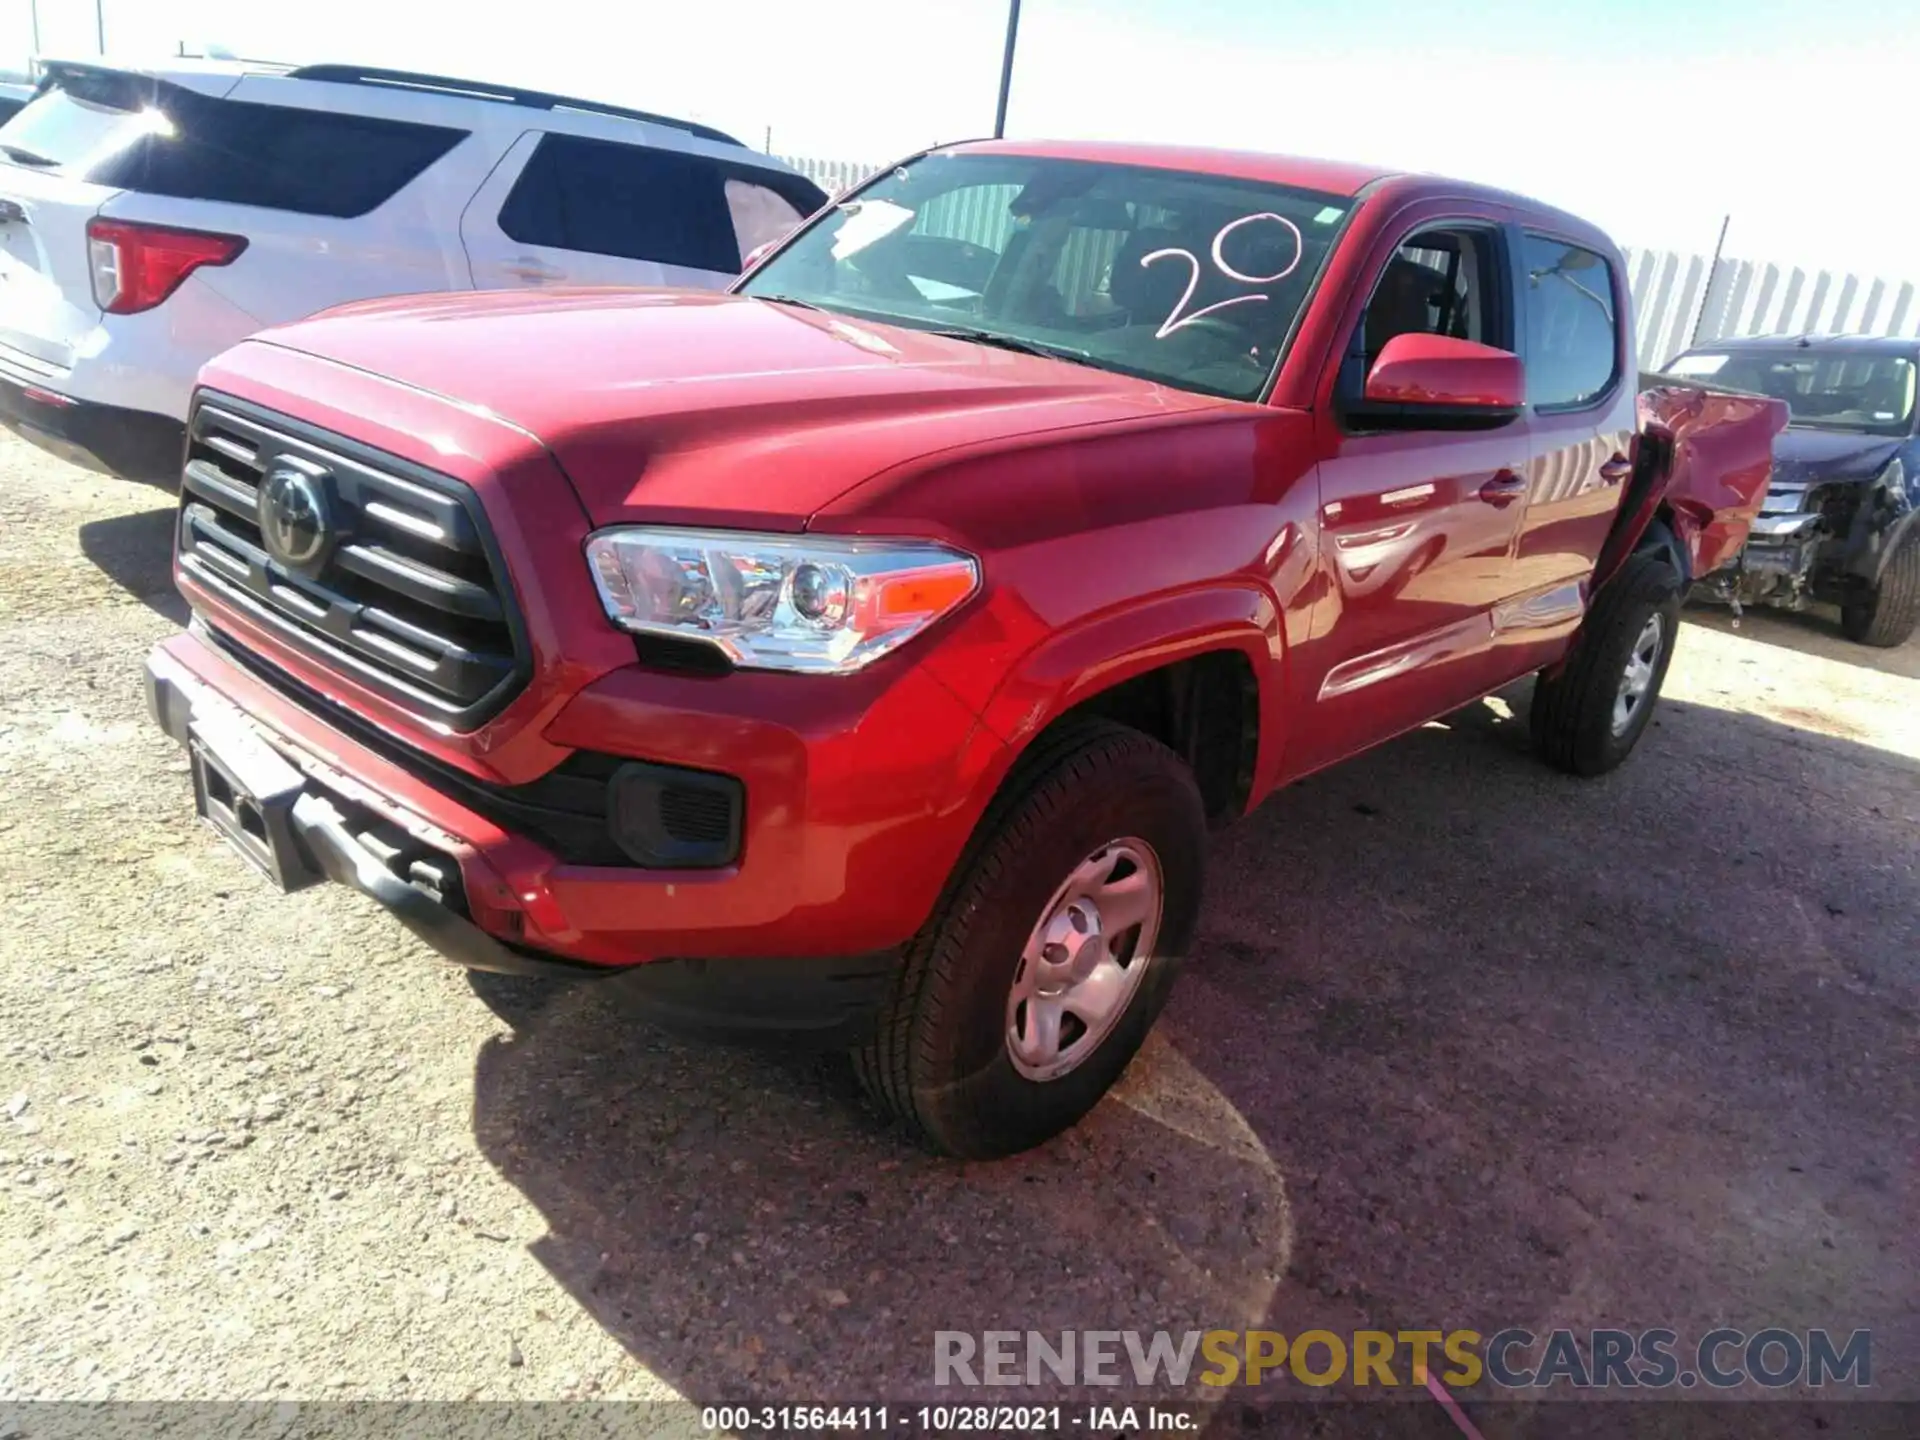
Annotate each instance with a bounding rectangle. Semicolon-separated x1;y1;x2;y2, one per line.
1169;315;1251;345
844;249;934;303
1158;313;1269;369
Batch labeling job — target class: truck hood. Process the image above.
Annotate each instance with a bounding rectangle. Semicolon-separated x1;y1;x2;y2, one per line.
1771;428;1903;487
251;288;1227;531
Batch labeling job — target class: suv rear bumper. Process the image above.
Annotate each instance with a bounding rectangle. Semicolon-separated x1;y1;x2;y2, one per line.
0;376;185;484
145;627;998;1039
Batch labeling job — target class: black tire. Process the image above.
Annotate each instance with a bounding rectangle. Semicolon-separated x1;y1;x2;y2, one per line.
1530;553;1683;777
853;719;1206;1158
1840;532;1920;648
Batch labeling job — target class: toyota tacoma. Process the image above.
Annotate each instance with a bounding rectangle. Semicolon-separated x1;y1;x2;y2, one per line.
145;141;1788;1157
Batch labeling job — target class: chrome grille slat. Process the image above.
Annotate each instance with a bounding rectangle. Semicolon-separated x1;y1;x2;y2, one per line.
176;396;528;729
203;433;257;467
182;454;261;504
195;404;484;556
334;542;504;622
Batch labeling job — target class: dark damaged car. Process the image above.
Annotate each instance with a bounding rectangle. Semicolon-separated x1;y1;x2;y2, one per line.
1671;335;1920;647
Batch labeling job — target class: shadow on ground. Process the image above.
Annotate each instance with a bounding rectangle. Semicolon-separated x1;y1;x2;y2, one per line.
467;689;1920;1431
77;505;188;625
1683;600;1920;680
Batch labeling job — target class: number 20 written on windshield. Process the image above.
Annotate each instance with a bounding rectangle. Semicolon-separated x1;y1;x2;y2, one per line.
1140;212;1303;339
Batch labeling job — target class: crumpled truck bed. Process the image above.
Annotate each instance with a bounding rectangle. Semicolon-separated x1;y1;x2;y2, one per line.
1594;374;1790;592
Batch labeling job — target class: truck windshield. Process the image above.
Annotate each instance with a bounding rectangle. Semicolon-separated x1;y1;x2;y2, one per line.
1668;349;1917;437
738;152;1352;402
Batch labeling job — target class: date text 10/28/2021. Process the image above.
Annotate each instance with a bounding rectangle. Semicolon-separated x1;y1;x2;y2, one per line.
702;1408;1195;1434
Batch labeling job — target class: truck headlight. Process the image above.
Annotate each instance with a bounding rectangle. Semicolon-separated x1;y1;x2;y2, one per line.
584;527;979;674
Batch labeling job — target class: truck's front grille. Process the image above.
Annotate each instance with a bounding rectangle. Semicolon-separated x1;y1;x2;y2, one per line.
176;395;528;729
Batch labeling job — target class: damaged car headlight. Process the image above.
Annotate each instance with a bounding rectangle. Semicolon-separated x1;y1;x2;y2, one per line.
584;527;980;673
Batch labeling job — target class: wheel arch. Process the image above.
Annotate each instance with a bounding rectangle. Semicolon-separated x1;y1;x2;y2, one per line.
1844;482;1920;586
970;586;1283;829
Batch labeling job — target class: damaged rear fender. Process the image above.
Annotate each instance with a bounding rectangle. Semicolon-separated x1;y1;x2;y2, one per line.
1592;380;1791;594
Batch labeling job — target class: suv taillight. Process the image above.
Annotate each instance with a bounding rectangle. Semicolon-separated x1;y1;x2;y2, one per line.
86;219;247;315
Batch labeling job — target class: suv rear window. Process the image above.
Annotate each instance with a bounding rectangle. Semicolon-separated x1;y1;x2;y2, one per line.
1;67;465;218
499;134;819;273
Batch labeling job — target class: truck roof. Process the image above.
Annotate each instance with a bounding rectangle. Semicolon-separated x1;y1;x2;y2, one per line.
945;138;1612;247
952;138;1393;197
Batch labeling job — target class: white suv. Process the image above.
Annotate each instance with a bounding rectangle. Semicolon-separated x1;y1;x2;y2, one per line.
0;59;827;482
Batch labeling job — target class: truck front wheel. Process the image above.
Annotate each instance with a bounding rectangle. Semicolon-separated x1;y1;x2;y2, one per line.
854;720;1206;1158
1840;532;1920;648
1530;553;1683;776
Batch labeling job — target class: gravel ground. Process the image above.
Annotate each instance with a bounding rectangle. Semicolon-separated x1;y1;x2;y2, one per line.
1;432;1915;1431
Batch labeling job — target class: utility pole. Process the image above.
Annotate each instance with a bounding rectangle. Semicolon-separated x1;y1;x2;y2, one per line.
1688;213;1732;348
992;0;1022;139
96;0;107;54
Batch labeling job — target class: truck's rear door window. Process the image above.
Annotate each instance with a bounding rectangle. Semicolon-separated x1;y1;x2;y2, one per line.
1521;233;1619;410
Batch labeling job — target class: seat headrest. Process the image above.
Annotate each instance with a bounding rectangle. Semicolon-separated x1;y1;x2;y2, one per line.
1366;257;1444;356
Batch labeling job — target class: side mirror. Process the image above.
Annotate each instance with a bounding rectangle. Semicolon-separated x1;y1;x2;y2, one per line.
741;239;780;273
1352;333;1525;430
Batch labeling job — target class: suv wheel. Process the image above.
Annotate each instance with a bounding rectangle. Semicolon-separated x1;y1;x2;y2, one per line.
1840;532;1920;648
1530;553;1683;776
854;720;1206;1158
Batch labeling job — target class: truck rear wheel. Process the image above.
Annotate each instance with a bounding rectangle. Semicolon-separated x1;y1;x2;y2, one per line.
1530;553;1682;777
1840;533;1920;648
853;720;1206;1158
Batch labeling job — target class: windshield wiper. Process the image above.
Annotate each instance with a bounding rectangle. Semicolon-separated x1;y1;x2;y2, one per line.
0;143;58;168
927;327;1097;368
752;293;830;314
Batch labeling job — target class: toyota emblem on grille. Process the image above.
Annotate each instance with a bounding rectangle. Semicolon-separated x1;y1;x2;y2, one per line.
258;465;331;568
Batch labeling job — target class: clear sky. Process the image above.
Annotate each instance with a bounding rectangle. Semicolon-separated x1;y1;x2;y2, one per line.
8;0;1918;278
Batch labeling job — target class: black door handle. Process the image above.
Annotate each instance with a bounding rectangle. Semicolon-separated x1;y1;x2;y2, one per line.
1478;471;1528;508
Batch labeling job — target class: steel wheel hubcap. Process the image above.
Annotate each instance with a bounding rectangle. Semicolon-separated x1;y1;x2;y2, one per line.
1612;613;1665;736
1006;838;1163;1082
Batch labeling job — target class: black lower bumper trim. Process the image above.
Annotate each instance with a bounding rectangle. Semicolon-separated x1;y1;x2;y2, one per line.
146;648;599;983
288;790;604;981
0;380;186;485
146;644;900;1034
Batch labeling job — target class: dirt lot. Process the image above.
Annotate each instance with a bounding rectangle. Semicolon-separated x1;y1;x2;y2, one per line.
1;432;1915;1431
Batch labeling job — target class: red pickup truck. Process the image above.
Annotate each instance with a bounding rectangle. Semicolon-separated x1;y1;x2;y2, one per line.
144;141;1787;1157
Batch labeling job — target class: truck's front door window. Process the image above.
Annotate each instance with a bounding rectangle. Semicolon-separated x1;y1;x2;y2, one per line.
1360;229;1503;369
740;152;1352;402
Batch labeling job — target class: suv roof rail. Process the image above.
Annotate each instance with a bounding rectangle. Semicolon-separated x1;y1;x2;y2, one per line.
285;64;743;147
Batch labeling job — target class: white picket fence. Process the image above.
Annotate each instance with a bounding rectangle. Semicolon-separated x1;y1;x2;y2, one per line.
778;154;1920;373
